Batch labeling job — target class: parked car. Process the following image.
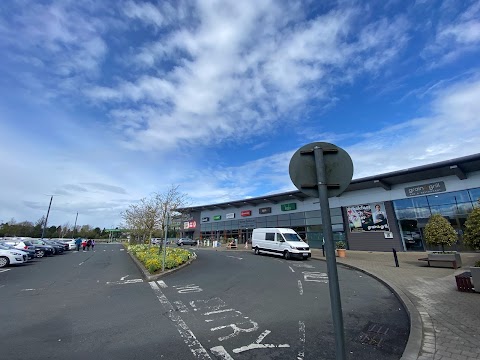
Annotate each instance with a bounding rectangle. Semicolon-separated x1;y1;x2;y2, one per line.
6;240;54;258
59;239;76;250
44;240;68;252
176;238;197;246
0;244;35;260
30;239;62;255
0;248;27;267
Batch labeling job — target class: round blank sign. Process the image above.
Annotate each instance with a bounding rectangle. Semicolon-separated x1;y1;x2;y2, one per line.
289;142;354;198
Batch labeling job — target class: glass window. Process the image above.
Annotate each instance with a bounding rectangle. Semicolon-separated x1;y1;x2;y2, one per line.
469;187;480;203
265;233;274;241
393;198;415;210
457;202;473;215
256;219;267;227
278;220;290;227
267;221;277;227
290;212;305;220
231;220;238;228
330;208;342;216
265;215;277;222
277;214;289;221
305;210;321;218
395;208;417;219
426;191;470;206
414;207;431;218
331;215;343;225
306;217;321;225
291;219;306;226
430;204;456;216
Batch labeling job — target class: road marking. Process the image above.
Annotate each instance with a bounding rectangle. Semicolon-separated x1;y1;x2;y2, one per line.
21;288;35;291
120;275;129;281
79;262;84;266
0;285;5;288
291;263;314;269
226;256;243;260
289;266;295;273
232;330;290;353
103;250;106;252
298;280;303;295
0;269;11;273
298;321;305;360
303;272;328;283
173;284;203;293
106;279;143;285
120;249;125;251
149;281;212;359
211;319;259;342
157;280;168;288
174;300;189;313
210;346;235;360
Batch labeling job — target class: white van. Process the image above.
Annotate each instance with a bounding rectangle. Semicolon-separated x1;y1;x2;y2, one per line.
252;228;311;260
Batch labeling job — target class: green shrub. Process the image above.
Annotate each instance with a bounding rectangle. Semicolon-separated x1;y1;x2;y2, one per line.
463;207;480;251
336;241;346;249
127;244;192;274
424;214;457;252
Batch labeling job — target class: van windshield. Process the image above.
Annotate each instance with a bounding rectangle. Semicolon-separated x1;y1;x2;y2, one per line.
282;233;303;242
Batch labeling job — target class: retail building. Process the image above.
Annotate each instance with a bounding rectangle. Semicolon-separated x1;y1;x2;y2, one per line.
177;154;480;252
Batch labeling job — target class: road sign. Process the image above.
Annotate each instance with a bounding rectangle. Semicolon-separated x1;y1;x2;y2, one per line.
289;142;353;198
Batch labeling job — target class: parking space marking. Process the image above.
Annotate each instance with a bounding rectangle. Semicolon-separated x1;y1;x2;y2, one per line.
0;269;11;273
157;280;168;288
21;288;35;291
291;263;315;269
298;280;303;295
303;272;328;283
232;330;290;353
288;266;295;273
149;281;212;360
226;256;243;260
210;346;235;360
120;275;129;280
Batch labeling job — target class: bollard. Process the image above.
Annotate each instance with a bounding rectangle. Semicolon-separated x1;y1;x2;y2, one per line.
392;248;399;267
322;245;325;257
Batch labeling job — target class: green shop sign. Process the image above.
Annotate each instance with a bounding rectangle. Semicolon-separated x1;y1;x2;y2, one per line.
213;215;222;220
281;203;297;211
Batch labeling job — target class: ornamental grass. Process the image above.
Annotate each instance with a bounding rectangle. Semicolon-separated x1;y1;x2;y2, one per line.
128;244;192;273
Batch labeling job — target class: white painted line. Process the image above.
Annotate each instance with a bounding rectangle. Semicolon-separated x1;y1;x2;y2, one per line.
211;319;259;342
298;280;303;295
303;272;328;283
174;300;189;313
156;280;168;288
292;263;314;269
106;279;143;285
0;269;11;273
21;289;35;291
103;250;106;252
149;281;212;359
226;256;243;260
0;284;5;288
79;262;84;266
210;346;235;360
298;321;305;360
120;249;125;251
232;330;290;353
120;275;129;281
288;266;295;273
204;308;236;316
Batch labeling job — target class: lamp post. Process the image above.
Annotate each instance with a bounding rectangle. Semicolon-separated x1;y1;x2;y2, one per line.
41;195;54;240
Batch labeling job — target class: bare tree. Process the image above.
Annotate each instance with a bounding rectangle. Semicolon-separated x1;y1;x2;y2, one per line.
60;222;71;238
121;185;189;244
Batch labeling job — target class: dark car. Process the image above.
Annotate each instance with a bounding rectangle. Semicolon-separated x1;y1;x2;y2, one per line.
41;240;65;254
176;238;197;246
23;240;55;258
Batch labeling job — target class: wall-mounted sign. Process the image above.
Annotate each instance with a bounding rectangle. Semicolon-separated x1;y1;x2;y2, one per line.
201;217;210;222
405;181;446;197
281;203;297;211
213;215;221;221
384;232;393;239
184;221;197;229
226;213;235;219
346;202;390;232
259;207;272;214
241;210;252;217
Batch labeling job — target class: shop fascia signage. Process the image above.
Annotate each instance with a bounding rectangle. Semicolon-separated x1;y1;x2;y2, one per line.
281;203;297;211
213;215;221;221
226;213;235;219
405;181;446;197
241;210;252;217
259;207;272;214
184;221;197;229
201;217;210;222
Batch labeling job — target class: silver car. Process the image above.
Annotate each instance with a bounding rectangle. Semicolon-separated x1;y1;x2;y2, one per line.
176;238;197;246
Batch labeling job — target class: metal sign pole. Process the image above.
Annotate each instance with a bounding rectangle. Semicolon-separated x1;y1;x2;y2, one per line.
162;213;169;272
313;146;347;360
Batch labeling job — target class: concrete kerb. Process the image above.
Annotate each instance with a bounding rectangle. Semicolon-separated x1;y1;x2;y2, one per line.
311;256;422;360
126;248;197;282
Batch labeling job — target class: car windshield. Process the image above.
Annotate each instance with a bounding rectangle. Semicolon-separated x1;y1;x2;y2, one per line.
282;233;304;242
23;241;32;246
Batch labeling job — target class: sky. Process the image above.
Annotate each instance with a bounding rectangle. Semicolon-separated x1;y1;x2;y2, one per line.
1;0;480;230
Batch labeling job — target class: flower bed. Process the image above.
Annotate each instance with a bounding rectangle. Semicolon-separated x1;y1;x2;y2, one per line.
127;244;193;273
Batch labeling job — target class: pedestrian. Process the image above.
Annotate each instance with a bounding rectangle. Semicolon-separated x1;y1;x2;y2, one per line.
86;239;92;251
91;239;95;251
82;239;87;251
75;237;82;251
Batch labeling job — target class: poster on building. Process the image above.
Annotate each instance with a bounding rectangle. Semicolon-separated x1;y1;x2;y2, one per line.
346;202;389;232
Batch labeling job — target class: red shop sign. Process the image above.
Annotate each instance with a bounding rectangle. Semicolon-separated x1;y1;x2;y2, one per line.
241;210;252;217
188;221;197;228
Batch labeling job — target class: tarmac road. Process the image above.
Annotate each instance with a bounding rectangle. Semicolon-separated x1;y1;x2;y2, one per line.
0;244;409;359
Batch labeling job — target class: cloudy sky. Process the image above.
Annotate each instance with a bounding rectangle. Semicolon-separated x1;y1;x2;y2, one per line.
1;0;480;229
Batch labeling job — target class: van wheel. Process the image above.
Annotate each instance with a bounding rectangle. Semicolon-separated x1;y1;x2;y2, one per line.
283;251;291;260
254;247;260;255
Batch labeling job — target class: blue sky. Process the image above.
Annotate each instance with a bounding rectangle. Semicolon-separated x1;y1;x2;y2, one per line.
1;0;480;229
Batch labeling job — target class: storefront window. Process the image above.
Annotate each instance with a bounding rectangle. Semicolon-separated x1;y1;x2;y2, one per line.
469;187;480;203
426;190;470;206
